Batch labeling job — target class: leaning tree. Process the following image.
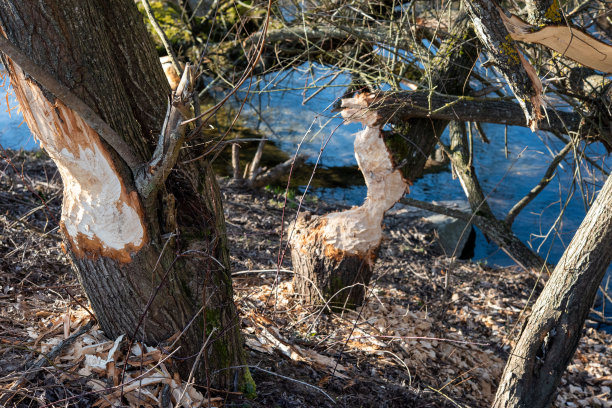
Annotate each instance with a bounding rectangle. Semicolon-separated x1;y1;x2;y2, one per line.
0;0;253;393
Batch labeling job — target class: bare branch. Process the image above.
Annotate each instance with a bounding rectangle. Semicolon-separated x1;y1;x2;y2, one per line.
505;140;574;226
140;0;183;75
135;64;196;199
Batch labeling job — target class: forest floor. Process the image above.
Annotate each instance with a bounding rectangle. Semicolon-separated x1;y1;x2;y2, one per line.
0;150;611;408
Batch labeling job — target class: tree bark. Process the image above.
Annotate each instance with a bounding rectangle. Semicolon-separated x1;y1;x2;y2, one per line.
290;15;478;309
492;174;612;408
524;0;564;25
463;0;545;129
0;0;252;392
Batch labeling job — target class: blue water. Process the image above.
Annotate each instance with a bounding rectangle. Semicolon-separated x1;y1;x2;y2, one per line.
0;87;39;151
240;67;610;264
3;65;611;330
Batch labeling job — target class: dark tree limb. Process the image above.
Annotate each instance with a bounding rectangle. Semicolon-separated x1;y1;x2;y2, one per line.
492;173;612;408
366;91;584;136
360;87;612;151
463;0;545;129
447;121;548;272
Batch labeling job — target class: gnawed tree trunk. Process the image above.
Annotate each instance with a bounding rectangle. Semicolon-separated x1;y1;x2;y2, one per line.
0;0;253;392
289;16;478;309
290;102;407;310
492;173;612;408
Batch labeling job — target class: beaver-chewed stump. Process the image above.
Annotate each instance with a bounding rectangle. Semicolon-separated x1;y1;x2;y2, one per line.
289;94;409;311
290;212;378;310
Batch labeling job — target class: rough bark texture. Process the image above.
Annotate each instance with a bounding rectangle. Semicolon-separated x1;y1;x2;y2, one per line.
368;91;583;136
525;0;564;25
365;73;610;152
0;0;252;392
384;14;479;182
448;122;548;272
463;0;544;129
492;174;612;408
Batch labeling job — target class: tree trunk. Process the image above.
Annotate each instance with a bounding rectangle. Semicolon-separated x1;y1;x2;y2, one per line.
290;15;478;309
492;174;612;407
0;0;253;393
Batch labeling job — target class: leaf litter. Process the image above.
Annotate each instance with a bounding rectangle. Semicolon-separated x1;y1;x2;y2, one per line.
0;150;610;407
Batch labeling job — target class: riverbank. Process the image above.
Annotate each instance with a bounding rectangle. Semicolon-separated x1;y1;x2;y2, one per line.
1;150;610;407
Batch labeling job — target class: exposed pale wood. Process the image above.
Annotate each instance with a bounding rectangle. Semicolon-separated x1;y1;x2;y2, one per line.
290;214;375;310
0;35;140;171
290;16;479;308
290;110;406;309
501;10;612;73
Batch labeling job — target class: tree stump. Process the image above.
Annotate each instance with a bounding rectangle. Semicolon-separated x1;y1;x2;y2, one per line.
290;213;378;310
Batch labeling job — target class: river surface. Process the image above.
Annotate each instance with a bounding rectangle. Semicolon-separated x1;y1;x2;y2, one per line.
2;66;611;330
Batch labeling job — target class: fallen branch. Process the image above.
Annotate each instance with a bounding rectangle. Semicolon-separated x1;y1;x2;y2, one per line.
400;197;551;273
247;24;430;57
363;91;584;136
250;155;307;188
